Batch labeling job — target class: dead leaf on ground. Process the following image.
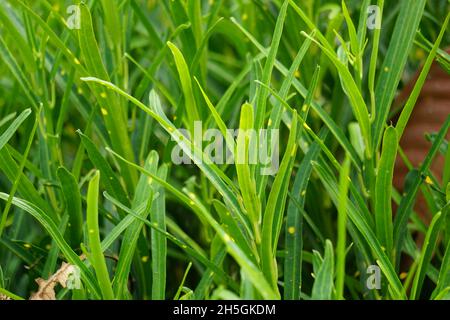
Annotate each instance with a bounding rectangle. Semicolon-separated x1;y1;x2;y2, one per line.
30;262;78;300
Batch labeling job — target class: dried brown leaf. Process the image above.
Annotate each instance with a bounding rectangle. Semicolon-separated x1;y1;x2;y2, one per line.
30;262;77;300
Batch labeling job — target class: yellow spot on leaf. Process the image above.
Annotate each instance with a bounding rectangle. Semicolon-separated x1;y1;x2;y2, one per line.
425;176;433;185
291;145;297;156
223;234;231;242
288;227;296;234
415;49;425;60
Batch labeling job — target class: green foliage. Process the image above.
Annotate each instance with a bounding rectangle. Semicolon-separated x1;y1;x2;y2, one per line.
0;0;449;300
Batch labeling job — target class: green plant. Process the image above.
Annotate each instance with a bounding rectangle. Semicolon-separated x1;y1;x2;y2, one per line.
0;0;449;300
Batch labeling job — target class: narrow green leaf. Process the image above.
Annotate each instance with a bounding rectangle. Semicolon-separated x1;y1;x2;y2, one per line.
57;167;83;247
261;111;298;291
0;109;31;152
86;171;114;300
0;36;39;109
113;151;158;298
375;127;398;257
254;0;289;129
368;0;384;119
78;3;136;192
236;103;261;244
167;41;201;127
336;156;351;300
410;204;450;299
433;207;450;298
372;0;427;149
396;13;450;140
0;111;37;238
311;240;335;300
77;130;130;212
151;164;168;300
284;129;327;300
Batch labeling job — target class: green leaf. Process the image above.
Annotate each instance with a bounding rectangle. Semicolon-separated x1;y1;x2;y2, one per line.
395;13;450;140
78;3;136;192
284;129;326;300
236;103;261;244
433;206;450;299
261;110;298;291
151;164;168;300
57;167;83;247
336;156;351;300
0;109;31;152
368;0;384;118
410;204;450;299
195;78;235;151
311;240;335;300
86;171;114;300
0;111;37;238
0;36;39;109
0;148;55;220
167;41;201;127
372;0;427;149
113;151;158;298
254;0;289;129
375;127;398;257
77;130;130;213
